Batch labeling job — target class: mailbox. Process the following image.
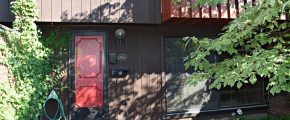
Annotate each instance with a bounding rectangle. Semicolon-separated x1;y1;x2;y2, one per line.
111;69;128;77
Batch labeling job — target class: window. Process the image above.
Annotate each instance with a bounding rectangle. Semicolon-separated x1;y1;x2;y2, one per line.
164;37;266;114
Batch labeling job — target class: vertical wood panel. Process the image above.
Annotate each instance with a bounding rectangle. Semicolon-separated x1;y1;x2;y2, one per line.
133;30;141;119
146;0;153;22
141;0;151;23
229;0;237;18
140;0;149;22
191;0;200;18
135;31;143;119
7;0;14;21
145;35;154;118
119;0;135;23
148;0;160;23
150;32;162;119
109;77;120;119
51;0;62;21
99;0;108;22
61;0;72;22
117;76;126;119
81;0;91;22
181;0;190;18
155;0;161;23
71;0;82;22
140;32;149;118
42;0;52;21
90;0;101;22
201;4;210;18
162;0;171;22
220;1;228;18
130;0;138;23
124;29;135;119
36;0;42;21
211;5;219;18
109;0;120;23
171;0;181;18
135;0;161;23
143;0;151;22
160;36;166;117
142;73;149;118
120;28;129;119
108;29;118;119
238;0;245;16
0;0;8;22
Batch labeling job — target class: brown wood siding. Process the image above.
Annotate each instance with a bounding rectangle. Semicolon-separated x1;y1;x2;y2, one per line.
269;92;290;115
61;0;72;21
0;0;9;22
39;23;225;119
1;0;161;23
52;0;62;22
7;0;14;22
42;0;52;21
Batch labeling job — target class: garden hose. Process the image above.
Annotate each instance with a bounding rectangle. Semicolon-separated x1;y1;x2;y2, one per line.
40;90;66;120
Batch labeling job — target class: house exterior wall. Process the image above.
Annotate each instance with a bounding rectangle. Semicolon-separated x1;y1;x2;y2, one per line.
39;22;283;119
0;0;289;119
0;0;161;23
39;23;225;119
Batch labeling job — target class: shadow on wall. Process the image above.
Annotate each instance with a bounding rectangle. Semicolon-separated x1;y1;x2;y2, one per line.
109;73;164;120
108;72;213;119
61;1;134;23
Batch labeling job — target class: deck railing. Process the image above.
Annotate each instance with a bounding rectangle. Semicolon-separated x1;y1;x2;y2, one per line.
162;0;289;23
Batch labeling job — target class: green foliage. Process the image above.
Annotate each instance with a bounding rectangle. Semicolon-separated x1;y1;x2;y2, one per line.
193;0;227;7
186;0;290;95
172;0;227;8
0;0;70;119
0;82;19;120
240;115;290;120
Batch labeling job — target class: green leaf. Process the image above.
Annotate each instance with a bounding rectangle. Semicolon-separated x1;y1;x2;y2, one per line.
258;68;269;77
269;0;275;7
270;86;282;95
237;81;243;89
249;74;257;84
216;83;221;89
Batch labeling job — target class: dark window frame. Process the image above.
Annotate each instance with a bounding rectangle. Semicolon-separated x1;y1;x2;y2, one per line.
163;36;269;117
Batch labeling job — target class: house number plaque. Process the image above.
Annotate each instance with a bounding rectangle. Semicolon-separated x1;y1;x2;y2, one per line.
117;54;127;61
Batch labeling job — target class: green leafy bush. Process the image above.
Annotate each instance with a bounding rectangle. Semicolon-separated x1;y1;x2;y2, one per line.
186;0;290;95
0;0;70;119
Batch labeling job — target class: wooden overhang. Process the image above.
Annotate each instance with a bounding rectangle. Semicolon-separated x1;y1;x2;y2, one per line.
162;0;289;24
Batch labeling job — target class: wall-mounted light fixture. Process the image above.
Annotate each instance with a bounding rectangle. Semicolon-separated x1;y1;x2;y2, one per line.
115;28;126;46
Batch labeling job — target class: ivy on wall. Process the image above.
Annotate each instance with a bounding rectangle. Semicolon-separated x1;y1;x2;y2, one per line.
0;0;70;119
186;0;290;95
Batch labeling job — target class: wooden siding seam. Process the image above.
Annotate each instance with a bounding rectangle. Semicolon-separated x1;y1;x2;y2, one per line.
40;0;42;21
89;0;91;20
51;0;52;21
61;0;62;21
6;0;9;22
71;0;72;20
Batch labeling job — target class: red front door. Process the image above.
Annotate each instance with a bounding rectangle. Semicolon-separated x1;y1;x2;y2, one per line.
75;35;104;108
